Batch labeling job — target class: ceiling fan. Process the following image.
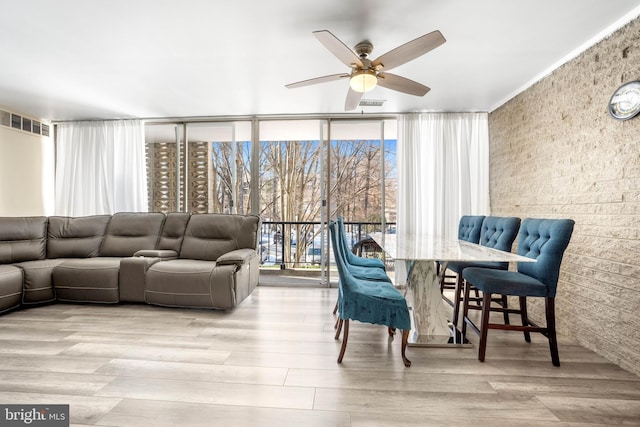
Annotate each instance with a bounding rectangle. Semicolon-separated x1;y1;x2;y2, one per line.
286;30;446;111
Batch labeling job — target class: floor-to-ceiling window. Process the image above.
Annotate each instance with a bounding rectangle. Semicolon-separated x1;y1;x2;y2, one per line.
144;117;397;284
144;121;251;213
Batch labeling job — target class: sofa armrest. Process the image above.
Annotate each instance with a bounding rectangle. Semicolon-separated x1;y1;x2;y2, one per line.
134;249;178;259
120;256;168;303
216;248;257;265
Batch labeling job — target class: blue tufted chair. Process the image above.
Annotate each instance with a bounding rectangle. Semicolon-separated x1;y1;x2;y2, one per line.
439;215;486;299
446;216;521;328
458;215;486;243
332;217;388;317
461;218;574;366
329;221;411;367
337;217;386;270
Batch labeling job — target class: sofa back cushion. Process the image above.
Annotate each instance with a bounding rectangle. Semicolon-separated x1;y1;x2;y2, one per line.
158;212;190;252
99;212;166;257
0;216;47;263
179;214;259;261
47;215;111;258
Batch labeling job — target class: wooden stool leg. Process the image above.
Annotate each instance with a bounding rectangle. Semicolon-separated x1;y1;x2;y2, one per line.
452;275;463;329
335;318;343;340
478;292;492;362
546;297;560;367
401;329;411;367
501;294;510;325
337;319;349;363
519;296;531;343
461;277;472;339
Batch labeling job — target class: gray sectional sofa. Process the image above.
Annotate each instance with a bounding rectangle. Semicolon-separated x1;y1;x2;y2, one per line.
0;212;260;314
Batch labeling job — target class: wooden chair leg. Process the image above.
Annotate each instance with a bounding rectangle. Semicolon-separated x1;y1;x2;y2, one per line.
452;275;463;329
546;297;560;367
461;276;472;339
519;296;531;343
335;318;343;340
337;319;349;363
501;294;510;325
401;329;411;367
332;299;338;315
478;292;492;362
388;327;396;337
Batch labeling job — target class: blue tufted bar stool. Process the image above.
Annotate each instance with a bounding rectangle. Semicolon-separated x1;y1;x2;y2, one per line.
461;218;574;366
448;216;521;329
439;215;485;302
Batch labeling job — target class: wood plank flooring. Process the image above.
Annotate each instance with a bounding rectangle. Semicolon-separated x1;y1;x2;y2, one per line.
1;285;639;426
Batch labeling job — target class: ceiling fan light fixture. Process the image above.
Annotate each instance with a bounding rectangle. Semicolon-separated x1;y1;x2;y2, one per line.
349;70;377;93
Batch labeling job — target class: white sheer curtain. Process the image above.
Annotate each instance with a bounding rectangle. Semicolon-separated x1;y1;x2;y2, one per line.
397;112;490;238
55;120;148;216
395;112;489;283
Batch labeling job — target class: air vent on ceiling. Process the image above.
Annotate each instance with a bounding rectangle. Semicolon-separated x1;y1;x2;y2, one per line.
0;109;49;137
358;99;385;107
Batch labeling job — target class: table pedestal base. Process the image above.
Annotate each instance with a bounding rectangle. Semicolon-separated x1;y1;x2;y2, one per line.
405;260;472;348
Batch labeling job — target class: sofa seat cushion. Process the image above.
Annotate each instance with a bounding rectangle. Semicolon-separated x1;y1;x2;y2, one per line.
52;258;122;303
145;259;239;309
0;265;23;313
14;259;67;305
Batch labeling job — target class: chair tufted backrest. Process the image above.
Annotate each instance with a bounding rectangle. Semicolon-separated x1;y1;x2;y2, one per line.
517;218;575;297
337;217;357;261
458;215;485;243
480;216;521;251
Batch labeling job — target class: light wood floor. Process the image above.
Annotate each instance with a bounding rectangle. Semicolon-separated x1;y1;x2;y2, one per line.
1;285;639;426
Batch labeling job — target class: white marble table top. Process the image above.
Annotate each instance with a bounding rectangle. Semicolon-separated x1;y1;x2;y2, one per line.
370;232;535;263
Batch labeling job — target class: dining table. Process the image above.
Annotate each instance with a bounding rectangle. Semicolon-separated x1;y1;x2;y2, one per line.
370;232;535;347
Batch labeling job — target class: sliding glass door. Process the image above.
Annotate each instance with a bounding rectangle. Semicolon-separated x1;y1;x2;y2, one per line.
258;120;327;278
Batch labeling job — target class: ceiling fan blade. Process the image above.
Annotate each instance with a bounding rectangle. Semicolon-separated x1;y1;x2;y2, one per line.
286;73;350;89
371;30;446;71
313;30;364;68
345;88;363;111
377;73;430;96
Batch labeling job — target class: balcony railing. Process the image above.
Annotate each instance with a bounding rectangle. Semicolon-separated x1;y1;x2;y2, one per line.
259;221;395;270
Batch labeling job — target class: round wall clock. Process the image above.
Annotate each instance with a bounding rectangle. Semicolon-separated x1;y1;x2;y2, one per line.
608;80;640;121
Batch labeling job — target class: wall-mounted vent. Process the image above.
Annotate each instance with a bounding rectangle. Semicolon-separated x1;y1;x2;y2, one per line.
0;110;9;127
11;113;21;129
0;109;50;137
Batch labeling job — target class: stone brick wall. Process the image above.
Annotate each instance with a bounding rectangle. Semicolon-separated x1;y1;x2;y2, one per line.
489;17;640;374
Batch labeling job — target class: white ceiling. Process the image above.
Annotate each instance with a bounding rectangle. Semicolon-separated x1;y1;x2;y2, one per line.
1;0;639;122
